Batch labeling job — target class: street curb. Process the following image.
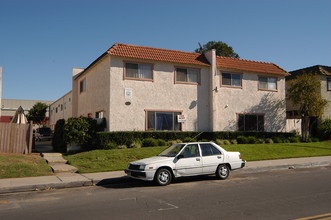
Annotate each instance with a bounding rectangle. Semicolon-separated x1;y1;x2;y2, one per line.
0;160;330;194
236;161;331;173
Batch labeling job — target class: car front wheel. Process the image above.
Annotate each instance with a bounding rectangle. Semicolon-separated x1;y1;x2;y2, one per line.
216;164;230;180
154;168;172;186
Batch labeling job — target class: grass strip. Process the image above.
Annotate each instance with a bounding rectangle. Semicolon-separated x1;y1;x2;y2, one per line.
0;153;53;178
65;141;331;173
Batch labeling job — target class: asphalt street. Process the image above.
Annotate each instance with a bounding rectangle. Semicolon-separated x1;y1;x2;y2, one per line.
0;166;330;220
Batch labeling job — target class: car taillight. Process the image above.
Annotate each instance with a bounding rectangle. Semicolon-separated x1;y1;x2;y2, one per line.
239;154;242;159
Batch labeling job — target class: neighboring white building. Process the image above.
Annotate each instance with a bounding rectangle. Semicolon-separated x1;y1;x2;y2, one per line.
67;43;289;132
48;91;72;130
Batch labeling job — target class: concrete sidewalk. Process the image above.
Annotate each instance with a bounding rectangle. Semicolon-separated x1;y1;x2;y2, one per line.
0;156;330;194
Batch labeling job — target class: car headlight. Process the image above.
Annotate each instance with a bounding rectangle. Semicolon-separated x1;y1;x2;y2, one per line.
139;165;146;170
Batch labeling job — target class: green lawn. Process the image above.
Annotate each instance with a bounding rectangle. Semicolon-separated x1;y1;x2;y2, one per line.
1;141;330;178
0;153;53;178
65;141;331;173
222;141;331;161
64;147;167;173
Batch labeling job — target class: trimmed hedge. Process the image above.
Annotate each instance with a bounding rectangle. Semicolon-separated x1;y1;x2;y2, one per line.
95;131;296;149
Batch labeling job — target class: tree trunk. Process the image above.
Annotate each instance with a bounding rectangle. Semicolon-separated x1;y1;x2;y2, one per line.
301;116;310;142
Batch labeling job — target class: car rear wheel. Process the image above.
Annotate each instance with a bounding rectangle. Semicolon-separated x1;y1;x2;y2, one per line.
216;164;230;180
154;168;172;186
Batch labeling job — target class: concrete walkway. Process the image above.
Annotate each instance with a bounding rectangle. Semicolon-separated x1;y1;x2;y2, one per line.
1;154;330;194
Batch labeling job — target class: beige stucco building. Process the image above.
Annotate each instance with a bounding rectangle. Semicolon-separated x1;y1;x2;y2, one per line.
286;65;331;119
67;43;289;132
49;91;72;130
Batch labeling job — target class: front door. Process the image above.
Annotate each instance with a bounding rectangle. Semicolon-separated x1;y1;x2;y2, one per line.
175;144;202;176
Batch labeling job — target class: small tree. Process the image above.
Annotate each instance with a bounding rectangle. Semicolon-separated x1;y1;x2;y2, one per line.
287;74;328;141
195;41;240;58
26;102;48;124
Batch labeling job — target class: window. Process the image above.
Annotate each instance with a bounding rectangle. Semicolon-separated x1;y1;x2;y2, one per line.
327;78;331;91
96;111;104;118
181;144;200;158
125;62;153;80
80;78;86;93
238;114;264;132
146;111;181;131
200;143;221;156
259;76;277;91
221;73;242;87
175;67;200;84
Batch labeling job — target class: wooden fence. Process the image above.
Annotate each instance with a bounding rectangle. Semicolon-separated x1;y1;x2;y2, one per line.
0;121;33;154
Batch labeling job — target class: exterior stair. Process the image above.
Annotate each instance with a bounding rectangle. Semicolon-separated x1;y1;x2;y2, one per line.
42;153;78;174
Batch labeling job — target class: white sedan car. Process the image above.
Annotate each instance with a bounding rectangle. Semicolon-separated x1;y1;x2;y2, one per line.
125;142;245;186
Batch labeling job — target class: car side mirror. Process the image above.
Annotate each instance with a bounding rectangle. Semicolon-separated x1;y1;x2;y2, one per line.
177;154;184;160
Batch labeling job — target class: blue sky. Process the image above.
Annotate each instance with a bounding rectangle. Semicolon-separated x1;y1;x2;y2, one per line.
1;0;330;101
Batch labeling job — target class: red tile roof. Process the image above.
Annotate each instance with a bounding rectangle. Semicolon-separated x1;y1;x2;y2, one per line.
107;43;210;66
107;43;289;76
216;56;289;76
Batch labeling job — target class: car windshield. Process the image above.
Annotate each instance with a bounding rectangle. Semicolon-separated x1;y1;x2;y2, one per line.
158;144;186;157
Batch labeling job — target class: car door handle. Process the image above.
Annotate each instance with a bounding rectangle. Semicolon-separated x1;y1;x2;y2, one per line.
196;158;200;161
217;156;222;159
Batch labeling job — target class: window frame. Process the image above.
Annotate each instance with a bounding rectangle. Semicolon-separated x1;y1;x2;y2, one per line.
145;109;182;131
220;72;243;88
123;61;154;82
174;66;201;85
258;76;278;91
237;113;265;132
327;77;331;91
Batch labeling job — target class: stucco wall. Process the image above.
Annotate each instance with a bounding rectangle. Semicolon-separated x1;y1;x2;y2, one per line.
49;91;72;129
215;70;287;132
321;76;331;119
108;57;210;131
73;56;111;123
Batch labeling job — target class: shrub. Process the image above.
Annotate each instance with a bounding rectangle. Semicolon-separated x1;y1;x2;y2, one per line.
142;138;158;147
63;117;91;148
237;136;248;144
95;131;297;149
156;139;167;146
272;137;283;143
167;139;182;146
265;138;274;144
223;140;231;145
104;142;117;150
200;139;209;142
215;139;231;145
215;139;224;145
52;119;67;153
258;139;265;144
117;145;127;149
247;136;258;144
183;137;196;142
288;137;300;143
311;137;319;142
283;139;290;143
130;139;142;148
318;119;331;140
230;139;238;145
